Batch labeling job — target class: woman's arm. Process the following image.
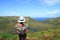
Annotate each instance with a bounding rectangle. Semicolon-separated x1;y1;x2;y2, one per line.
15;25;20;34
16;30;20;34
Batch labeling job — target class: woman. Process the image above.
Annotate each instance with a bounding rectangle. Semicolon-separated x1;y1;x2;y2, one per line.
15;16;29;40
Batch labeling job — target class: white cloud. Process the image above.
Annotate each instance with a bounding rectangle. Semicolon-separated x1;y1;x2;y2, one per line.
14;0;60;6
45;10;60;15
40;10;60;18
39;0;60;5
5;11;17;16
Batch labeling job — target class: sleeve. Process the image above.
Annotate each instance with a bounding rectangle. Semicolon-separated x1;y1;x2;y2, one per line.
24;26;30;29
15;25;19;30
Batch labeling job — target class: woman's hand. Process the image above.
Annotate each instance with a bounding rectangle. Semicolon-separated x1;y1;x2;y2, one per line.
17;30;20;34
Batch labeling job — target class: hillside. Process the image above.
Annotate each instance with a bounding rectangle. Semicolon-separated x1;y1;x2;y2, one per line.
0;16;60;33
0;16;60;40
41;17;60;29
0;16;39;33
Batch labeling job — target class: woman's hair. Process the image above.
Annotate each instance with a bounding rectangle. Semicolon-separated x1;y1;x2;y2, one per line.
20;22;25;26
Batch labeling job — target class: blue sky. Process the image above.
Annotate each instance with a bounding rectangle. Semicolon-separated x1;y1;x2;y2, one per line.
0;0;60;18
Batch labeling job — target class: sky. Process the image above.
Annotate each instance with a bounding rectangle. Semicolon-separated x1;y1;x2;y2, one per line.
0;0;60;18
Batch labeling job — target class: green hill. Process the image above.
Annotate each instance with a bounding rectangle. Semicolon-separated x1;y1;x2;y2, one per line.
42;17;60;29
0;16;60;40
0;16;60;33
0;16;39;33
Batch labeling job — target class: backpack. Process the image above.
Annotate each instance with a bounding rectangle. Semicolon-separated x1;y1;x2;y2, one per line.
15;25;28;34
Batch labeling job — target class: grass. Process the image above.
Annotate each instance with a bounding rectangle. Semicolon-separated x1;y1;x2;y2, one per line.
0;29;60;40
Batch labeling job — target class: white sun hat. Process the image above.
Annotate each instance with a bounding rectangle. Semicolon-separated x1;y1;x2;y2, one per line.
18;16;26;22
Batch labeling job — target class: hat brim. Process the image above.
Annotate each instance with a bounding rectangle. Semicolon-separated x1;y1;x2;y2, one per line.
18;20;25;22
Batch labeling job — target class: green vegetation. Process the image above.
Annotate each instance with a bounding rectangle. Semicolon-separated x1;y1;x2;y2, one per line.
0;16;60;40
